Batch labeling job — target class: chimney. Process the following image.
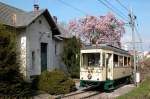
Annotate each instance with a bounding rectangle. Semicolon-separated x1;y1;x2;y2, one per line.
33;4;39;12
53;16;57;23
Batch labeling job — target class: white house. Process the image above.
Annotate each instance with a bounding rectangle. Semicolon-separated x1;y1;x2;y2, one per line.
0;2;69;80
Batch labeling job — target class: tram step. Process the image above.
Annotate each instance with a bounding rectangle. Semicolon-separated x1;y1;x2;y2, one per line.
104;80;114;91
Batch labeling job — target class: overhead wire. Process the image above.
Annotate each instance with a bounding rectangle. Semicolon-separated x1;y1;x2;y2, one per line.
114;0;143;51
58;0;129;22
135;25;143;49
57;0;88;15
134;17;143;44
97;0;143;53
115;0;143;50
96;0;128;22
57;0;143;51
135;26;142;42
115;0;142;40
115;0;128;12
105;0;128;19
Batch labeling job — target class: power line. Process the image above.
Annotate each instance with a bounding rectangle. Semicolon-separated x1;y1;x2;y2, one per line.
134;17;143;49
115;0;128;11
134;18;143;50
57;0;88;15
96;0;128;22
105;0;128;19
58;0;129;22
135;26;143;54
135;26;142;42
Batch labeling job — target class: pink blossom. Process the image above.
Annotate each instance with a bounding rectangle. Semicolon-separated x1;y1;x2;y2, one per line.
68;12;125;48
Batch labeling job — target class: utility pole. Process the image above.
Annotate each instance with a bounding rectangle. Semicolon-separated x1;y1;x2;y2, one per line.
129;7;137;86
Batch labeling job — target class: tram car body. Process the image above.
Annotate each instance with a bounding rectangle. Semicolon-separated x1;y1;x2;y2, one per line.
80;44;132;90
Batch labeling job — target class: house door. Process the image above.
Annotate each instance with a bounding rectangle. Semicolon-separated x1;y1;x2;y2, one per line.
41;43;47;72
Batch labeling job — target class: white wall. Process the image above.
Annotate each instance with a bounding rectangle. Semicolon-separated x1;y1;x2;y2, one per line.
26;15;54;76
17;29;29;79
17;14;66;79
52;39;64;69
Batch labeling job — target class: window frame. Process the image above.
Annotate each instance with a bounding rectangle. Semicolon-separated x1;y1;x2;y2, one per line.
81;52;101;67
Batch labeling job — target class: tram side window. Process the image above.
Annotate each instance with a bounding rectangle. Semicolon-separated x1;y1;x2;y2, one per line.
128;57;131;66
124;57;127;67
102;53;105;67
114;54;118;67
119;56;123;67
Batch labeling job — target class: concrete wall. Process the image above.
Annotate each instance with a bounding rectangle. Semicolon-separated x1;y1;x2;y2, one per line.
17;14;66;79
26;15;54;76
17;29;29;79
52;39;66;71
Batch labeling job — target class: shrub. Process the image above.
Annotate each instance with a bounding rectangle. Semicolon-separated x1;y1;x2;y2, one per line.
38;70;76;95
139;58;150;80
0;24;32;96
31;75;40;90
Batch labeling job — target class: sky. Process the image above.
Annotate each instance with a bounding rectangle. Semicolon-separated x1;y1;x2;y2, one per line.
0;0;150;51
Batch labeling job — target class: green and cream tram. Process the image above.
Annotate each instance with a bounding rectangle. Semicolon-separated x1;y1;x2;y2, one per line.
80;44;132;90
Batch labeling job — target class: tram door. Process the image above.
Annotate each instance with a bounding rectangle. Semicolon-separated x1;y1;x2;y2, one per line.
106;53;113;80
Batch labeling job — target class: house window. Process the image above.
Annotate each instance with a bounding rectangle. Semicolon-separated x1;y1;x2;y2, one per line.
33;20;35;23
55;43;57;55
39;20;42;24
32;51;35;69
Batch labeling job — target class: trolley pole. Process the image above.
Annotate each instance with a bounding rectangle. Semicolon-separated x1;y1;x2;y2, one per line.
129;7;137;86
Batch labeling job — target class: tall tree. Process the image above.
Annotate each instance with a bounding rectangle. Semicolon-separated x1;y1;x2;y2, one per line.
62;37;81;78
69;12;125;47
0;24;31;96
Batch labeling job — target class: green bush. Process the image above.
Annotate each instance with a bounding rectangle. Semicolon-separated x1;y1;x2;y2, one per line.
38;70;76;95
31;75;40;90
0;24;32;97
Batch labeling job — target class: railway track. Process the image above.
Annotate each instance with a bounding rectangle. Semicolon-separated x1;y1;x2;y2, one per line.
61;91;100;99
55;86;102;99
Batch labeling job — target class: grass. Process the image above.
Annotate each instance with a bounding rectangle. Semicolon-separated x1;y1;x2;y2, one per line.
117;78;150;99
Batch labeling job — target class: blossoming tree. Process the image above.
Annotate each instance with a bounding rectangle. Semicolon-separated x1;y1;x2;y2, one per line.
68;12;125;48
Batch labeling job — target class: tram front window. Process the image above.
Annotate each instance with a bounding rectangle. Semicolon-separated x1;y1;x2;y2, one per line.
82;53;100;67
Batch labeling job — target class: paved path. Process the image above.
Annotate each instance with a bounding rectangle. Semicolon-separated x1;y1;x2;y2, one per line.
92;84;135;99
33;94;51;99
33;84;135;99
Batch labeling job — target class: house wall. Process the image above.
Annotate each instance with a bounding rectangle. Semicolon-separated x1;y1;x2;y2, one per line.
17;15;66;80
17;29;29;79
52;39;65;70
54;40;69;73
25;15;55;76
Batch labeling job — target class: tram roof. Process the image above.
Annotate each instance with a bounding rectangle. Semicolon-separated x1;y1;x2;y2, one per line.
82;44;131;55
